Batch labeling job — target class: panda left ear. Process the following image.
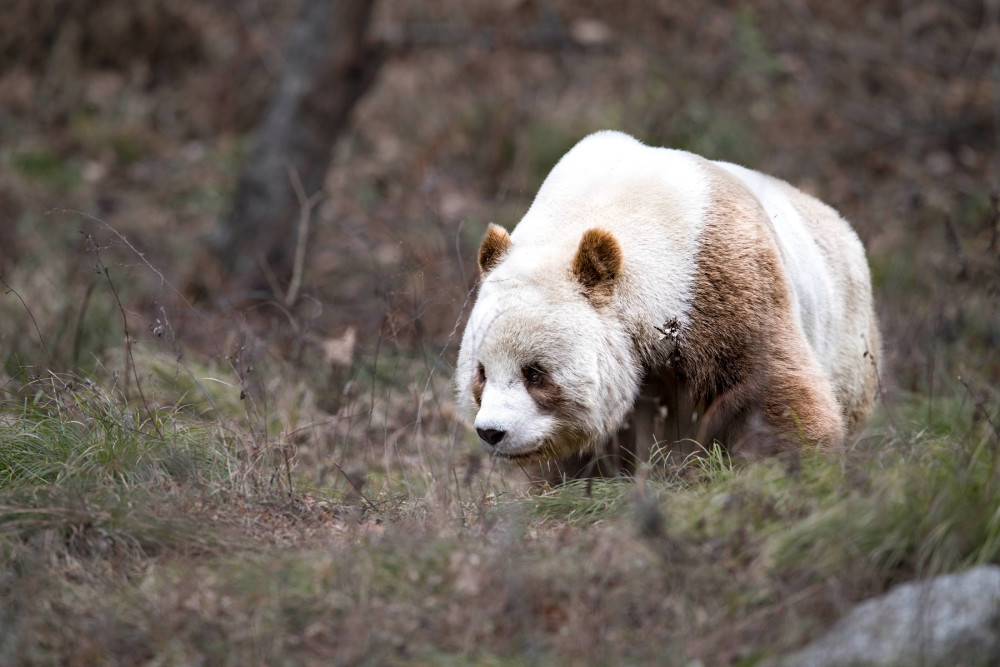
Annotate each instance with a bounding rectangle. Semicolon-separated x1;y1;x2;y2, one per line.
572;228;622;306
478;223;512;274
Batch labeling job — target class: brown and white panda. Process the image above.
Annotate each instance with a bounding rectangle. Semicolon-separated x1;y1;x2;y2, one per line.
455;131;880;472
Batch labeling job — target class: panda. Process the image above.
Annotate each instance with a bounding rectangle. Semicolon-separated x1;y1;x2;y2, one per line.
455;131;880;474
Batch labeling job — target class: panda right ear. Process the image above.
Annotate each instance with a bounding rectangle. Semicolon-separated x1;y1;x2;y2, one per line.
478;223;512;274
572;228;622;306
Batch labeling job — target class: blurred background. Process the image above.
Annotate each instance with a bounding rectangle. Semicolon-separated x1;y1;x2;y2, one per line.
1;0;998;401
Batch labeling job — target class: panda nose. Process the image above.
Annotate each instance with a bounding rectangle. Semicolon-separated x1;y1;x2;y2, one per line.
476;428;506;446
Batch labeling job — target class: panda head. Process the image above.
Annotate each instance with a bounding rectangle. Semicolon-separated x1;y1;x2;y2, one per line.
456;224;641;462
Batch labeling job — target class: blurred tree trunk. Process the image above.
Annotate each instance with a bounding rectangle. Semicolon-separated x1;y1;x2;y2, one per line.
211;0;381;286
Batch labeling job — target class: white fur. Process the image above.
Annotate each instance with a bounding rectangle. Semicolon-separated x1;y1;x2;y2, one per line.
458;268;639;459
714;162;837;368
714;161;877;413
456;130;875;459
457;131;713;458
475;375;556;456
508;131;711;340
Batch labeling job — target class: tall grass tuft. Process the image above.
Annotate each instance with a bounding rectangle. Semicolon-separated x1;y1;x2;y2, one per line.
1;372;226;489
0;371;239;557
773;396;1000;581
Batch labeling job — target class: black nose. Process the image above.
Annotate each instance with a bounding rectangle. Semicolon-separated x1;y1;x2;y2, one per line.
476;428;506;446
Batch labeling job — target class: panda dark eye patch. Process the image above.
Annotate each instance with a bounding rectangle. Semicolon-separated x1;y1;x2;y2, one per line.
521;363;562;412
472;362;486;405
522;364;546;385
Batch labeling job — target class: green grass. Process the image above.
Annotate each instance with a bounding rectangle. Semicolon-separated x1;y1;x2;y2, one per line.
2;288;999;664
1;374;226;489
527;478;634;525
2;358;1000;664
0;373;243;564
2;256;999;662
774;424;1000;577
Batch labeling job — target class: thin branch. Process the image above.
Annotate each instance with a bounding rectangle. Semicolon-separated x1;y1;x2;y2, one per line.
70;281;96;369
330;460;380;513
92;248;163;440
256;250;287;302
285;165;325;309
958;376;1000;449
866;337;901;437
53;209;235;374
61;211;230;424
0;277;53;367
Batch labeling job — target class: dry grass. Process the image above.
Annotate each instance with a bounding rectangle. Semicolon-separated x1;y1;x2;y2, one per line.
3;268;1000;664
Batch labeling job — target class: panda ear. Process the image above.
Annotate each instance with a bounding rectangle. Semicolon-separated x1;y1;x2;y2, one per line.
572;228;622;305
478;223;512;274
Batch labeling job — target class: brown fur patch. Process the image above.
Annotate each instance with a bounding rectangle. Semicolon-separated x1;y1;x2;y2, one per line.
773;180;881;435
677;162;845;452
478;223;512;274
523;366;564;413
571;228;622;305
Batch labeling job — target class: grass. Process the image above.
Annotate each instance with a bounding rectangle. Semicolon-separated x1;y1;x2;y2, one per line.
0;373;240;564
2;238;998;664
527;478;635;524
2;376;218;487
774;422;1000;577
1;205;997;666
0;139;996;666
3;344;999;665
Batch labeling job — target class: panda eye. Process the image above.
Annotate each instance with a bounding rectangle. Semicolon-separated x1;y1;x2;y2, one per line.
522;365;544;385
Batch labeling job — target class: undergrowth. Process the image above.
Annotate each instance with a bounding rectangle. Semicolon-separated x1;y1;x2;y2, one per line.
2;375;223;488
0;372;241;564
3;351;1000;665
1;196;998;664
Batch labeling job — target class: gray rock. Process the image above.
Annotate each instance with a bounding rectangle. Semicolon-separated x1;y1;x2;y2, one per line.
782;565;1000;666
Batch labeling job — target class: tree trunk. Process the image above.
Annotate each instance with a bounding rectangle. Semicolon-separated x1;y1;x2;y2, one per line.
211;0;381;285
